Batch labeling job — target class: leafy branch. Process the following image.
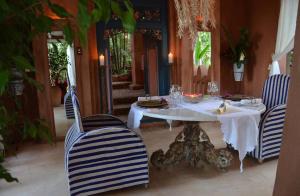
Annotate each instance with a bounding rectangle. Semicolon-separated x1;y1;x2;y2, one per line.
222;26;250;68
0;0;136;183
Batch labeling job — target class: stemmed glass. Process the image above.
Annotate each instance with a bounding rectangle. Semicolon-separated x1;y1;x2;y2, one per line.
169;84;182;106
207;81;219;98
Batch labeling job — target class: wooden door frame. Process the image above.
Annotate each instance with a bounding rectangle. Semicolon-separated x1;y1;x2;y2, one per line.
96;0;170;113
33;33;56;139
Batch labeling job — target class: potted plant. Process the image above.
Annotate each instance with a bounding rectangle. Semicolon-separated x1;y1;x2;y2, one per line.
222;27;250;81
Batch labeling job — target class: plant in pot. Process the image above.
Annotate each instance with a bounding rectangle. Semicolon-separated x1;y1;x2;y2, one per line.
193;31;211;76
222;27;250;81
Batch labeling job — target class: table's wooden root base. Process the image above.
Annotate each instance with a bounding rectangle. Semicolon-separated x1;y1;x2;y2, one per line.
151;122;233;171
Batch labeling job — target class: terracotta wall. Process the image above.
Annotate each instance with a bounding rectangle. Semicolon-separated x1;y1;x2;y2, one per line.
33;34;55;137
220;0;247;94
180;33;194;93
220;0;280;96
169;0;280;96
168;0;221;94
131;33;145;87
243;0;280;96
168;0;181;86
273;8;300;195
211;0;221;87
148;47;159;95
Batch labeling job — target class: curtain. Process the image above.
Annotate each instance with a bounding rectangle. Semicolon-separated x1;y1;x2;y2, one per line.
67;45;76;86
269;0;299;76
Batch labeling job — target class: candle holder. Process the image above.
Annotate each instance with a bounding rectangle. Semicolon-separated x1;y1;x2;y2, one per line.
99;54;105;66
168;52;174;64
182;93;203;103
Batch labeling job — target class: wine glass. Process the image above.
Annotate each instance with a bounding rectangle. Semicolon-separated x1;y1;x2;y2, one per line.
169;85;182;106
208;81;219;98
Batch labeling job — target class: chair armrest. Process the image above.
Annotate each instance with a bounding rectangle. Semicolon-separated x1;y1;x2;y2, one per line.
81;114;127;131
65;123;85;152
260;104;287;131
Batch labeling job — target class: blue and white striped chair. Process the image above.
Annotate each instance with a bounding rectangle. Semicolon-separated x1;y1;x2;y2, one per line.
64;90;75;119
65;90;149;196
64;76;75;119
250;74;290;162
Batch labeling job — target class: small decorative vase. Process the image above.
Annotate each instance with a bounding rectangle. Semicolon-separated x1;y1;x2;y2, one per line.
233;63;244;81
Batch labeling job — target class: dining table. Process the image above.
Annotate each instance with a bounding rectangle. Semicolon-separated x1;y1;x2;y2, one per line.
127;96;266;172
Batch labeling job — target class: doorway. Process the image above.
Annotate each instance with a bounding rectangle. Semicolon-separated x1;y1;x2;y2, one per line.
106;30;162;119
96;0;169;116
47;31;75;139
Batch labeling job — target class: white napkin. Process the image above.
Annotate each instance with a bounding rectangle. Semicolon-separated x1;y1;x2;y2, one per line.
138;96;161;101
240;98;262;105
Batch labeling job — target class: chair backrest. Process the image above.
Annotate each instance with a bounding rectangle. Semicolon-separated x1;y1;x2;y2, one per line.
64;91;74;119
262;74;290;110
70;89;83;132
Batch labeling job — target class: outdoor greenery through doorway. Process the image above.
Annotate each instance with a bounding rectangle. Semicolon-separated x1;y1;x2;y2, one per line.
48;42;68;87
109;31;132;75
193;31;212;68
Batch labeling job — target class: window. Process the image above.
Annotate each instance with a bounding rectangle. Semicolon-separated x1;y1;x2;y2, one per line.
193;31;212;68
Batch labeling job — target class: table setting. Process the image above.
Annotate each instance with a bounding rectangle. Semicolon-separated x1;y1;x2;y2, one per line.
127;84;266;172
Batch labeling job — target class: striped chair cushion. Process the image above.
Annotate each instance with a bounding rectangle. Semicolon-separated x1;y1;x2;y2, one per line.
82;115;127;132
67;127;149;196
65;124;85;171
250;74;290;160
64;91;75;119
70;90;84;132
251;104;286;159
262;74;290;110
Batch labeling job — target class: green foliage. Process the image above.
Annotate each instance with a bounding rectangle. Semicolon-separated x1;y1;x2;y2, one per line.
48;42;68;86
23;119;52;144
0;154;18;183
222;26;250;68
0;70;9;95
194;31;212;68
76;0;136;45
109;31;132;75
0;0;136;183
47;2;71;18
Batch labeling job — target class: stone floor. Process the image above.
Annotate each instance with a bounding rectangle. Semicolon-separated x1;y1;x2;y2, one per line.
0;123;277;196
53;105;74;138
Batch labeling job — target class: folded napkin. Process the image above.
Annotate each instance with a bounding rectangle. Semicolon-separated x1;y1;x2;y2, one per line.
240;98;262;105
138;96;161;101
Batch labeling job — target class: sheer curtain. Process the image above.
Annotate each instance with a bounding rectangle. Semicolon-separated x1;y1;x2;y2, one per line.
269;0;299;76
67;45;76;86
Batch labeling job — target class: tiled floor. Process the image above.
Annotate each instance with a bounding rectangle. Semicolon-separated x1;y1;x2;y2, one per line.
0;123;277;196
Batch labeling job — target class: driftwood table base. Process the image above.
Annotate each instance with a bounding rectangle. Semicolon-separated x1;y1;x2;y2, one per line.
151;121;233;171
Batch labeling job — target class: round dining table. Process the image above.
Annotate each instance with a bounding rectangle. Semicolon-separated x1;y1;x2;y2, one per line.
127;96;266;172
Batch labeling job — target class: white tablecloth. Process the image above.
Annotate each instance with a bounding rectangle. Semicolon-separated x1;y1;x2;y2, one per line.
127;97;263;172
